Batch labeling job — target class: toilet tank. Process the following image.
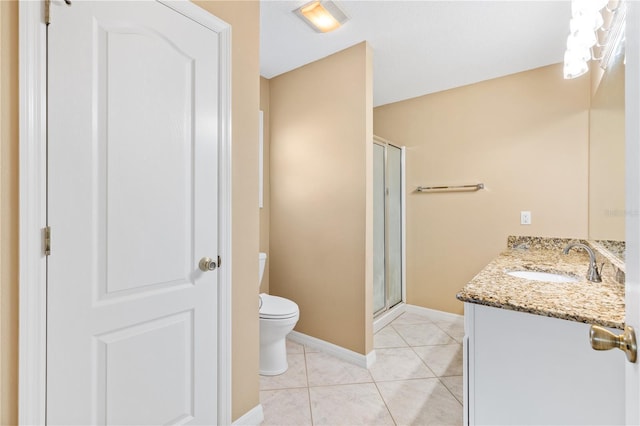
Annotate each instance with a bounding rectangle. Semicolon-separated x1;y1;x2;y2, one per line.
259;252;267;286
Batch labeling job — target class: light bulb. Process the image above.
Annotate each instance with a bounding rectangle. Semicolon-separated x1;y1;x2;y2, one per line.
566;44;592;61
572;10;604;30
564;51;589;79
569;17;598;47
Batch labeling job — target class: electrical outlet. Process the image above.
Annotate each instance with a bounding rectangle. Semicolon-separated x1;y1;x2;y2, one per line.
521;211;532;225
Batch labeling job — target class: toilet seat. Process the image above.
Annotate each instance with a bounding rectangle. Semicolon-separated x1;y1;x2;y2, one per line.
259;293;299;319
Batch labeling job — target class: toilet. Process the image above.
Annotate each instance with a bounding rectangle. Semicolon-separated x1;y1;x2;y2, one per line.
259;252;300;376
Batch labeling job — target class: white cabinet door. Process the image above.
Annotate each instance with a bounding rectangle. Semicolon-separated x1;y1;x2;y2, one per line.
466;303;624;425
47;2;221;424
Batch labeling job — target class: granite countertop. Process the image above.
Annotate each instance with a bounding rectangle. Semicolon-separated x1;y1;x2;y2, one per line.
456;241;625;330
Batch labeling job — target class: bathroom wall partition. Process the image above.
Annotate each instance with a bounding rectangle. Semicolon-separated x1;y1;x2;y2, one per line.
373;137;405;316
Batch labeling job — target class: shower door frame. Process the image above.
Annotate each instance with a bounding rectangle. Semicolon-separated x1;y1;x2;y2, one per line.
373;136;406;318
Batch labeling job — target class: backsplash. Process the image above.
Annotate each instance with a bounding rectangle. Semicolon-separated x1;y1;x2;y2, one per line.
592;240;625;261
507;236;584;251
589;240;625;284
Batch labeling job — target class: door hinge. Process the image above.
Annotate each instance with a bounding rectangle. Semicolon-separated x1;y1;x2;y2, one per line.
44;226;51;256
45;0;72;25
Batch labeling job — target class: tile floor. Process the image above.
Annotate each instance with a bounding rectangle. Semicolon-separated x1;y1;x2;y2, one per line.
260;310;464;426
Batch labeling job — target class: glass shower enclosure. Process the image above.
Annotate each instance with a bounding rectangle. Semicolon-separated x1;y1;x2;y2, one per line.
373;138;404;316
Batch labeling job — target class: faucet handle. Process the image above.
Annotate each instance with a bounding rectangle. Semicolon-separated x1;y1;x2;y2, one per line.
587;262;604;283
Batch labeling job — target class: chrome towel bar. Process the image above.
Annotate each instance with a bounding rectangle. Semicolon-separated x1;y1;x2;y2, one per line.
416;183;484;192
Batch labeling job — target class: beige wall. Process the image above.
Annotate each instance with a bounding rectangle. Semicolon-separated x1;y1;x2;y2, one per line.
0;1;260;422
269;42;374;355
0;1;18;424
374;64;590;314
589;56;625;241
260;77;271;293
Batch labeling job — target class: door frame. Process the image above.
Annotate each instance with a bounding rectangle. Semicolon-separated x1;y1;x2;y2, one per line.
626;1;640;423
18;1;233;424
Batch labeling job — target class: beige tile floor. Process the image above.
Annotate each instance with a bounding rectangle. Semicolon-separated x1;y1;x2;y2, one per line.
260;310;464;426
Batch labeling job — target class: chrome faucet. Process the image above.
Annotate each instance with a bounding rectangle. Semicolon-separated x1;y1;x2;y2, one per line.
562;242;602;283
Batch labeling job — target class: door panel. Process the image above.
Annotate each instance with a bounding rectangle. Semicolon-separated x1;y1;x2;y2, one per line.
387;145;402;307
373;144;386;313
373;141;404;316
47;2;219;424
96;311;194;425
101;26;195;296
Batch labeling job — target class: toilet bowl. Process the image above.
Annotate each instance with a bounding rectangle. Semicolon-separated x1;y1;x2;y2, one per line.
258;252;300;376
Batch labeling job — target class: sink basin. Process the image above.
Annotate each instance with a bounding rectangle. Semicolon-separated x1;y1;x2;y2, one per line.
506;270;579;283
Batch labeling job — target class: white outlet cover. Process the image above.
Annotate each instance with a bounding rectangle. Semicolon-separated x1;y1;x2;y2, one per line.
521;211;532;225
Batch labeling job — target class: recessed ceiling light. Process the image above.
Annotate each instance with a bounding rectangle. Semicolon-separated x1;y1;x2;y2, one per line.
293;0;349;33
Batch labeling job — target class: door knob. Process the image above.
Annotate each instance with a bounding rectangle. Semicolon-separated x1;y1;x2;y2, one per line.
590;325;637;363
199;257;217;272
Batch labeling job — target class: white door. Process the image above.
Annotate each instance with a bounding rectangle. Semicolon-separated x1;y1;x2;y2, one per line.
627;1;640;423
47;1;222;424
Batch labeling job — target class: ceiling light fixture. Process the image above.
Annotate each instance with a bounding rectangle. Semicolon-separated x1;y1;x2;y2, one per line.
563;0;626;79
294;0;349;33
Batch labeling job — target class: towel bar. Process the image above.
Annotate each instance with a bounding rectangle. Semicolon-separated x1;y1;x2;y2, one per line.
416;183;484;192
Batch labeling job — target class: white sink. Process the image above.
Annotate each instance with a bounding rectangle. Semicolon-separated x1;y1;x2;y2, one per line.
505;270;579;283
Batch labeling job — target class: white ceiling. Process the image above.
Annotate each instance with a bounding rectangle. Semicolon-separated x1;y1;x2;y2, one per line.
260;1;573;107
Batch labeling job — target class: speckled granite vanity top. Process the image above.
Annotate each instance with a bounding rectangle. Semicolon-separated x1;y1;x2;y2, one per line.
456;236;625;330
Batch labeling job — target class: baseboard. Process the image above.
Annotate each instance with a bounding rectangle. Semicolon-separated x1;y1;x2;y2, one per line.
405;304;464;322
373;303;406;333
286;305;461;371
365;347;377;368
232;404;264;426
288;331;377;369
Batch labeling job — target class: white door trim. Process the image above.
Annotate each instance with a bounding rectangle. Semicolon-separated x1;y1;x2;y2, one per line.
625;1;640;423
18;2;48;424
18;1;233;424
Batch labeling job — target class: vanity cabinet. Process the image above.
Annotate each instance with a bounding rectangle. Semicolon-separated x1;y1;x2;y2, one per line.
464;303;624;425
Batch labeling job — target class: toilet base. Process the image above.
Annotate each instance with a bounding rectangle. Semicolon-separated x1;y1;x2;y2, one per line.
259;337;289;376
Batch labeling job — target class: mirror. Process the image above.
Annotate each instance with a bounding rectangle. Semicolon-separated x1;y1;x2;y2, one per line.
588;41;625;262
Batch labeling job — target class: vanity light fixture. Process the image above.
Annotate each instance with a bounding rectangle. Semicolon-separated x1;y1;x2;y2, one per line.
294;0;349;33
563;0;626;79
